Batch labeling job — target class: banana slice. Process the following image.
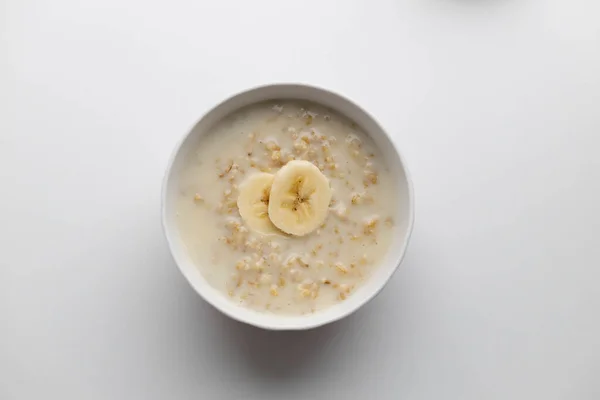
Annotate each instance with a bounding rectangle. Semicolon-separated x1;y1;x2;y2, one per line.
237;172;279;235
268;160;332;236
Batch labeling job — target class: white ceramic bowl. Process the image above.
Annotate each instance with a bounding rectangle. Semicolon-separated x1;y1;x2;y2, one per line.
162;84;414;330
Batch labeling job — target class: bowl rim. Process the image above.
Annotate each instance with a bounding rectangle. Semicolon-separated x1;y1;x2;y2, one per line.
161;82;415;330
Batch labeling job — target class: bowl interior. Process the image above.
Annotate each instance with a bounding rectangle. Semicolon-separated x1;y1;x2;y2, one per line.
162;84;413;330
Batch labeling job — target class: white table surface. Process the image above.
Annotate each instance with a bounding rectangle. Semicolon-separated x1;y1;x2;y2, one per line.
2;0;599;398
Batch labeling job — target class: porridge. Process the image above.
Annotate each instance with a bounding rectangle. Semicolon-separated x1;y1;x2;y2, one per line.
176;101;397;315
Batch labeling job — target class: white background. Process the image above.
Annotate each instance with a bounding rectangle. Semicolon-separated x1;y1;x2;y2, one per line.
2;0;599;398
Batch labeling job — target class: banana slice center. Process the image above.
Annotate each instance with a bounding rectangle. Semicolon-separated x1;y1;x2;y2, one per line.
254;187;270;217
282;177;316;221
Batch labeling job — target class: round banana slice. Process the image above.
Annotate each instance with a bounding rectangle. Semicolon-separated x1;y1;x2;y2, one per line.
268;160;332;236
237;172;280;235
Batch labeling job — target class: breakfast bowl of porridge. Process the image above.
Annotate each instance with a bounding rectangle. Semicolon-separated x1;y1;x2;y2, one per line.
162;84;414;330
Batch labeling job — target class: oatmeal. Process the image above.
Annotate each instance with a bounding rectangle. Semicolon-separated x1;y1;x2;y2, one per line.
176;101;397;315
